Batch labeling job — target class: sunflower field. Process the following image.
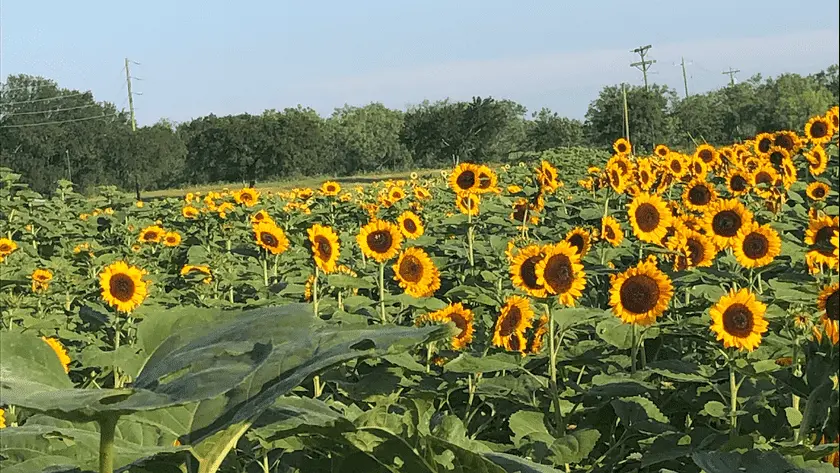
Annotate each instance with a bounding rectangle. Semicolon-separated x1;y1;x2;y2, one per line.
1;107;839;473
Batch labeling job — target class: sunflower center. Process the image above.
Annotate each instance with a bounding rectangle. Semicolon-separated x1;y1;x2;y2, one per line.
544;255;574;294
742;232;769;259
109;274;136;302
0;244;10;252
605;225;616;240
635;203;661;233
260;232;279;248
755;171;773;186
712;210;742;238
315;235;332;259
812;186;827;199
327;185;336;192
769;151;784;167
499;306;522;337
688;184;712;206
810;121;828;138
698;149;713;163
450;312;468;336
508;333;523;351
619;275;660;315
479;173;492;189
567;234;585;254
722;303;754;338
814;226;837;256
670;161;682;173
513;203;528;221
403;218;418;233
758;138;772;153
520;256;543;290
687;238;705;265
730;175;748;192
826;290;839;321
775;134;794;151
367;230;393;253
640;170;650;183
617;143;628;153
241;193;253;202
398;255;424;283
456;171;476;190
144;231;159;240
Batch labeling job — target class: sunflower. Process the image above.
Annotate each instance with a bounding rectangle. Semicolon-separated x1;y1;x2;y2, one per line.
654;144;670;158
806;182;831;202
767;146;790;168
396;211;424;239
510;244;548;298
613;137;632;155
689;159;708;181
511;198;531;224
492;296;535;352
357;219;402;262
564;227;592;257
182;206;200;219
415;303;474;350
476;165;499;193
180;264;212;284
414;186;432;201
250;209;274;225
807;145;828;176
817;283;839;344
41;337;71;373
307;224;340;273
773;131;801;153
456;193;480;216
393;247;439;297
535;242;586;306
449;163;481;194
606;163;627;194
709;288;768;352
703;199;753;249
31;268;53;293
664;153;688;179
100;261;148;313
752;165;780;198
732;222;781;269
636;158;657;191
754;132;774;156
0;238;17;257
138;225;165;243
682;180;717;212
601;216;624;247
805;215;839;269
163;232;182;247
609;259;673;326
388;186;406;202
253;221;290;255
669;229;717;271
805;115;832;144
234;188;259;207
726;170;753;197
628;192;673;244
694;144;720;168
320;181;341;196
536;160;561;193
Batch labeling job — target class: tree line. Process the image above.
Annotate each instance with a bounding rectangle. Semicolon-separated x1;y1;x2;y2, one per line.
0;65;837;194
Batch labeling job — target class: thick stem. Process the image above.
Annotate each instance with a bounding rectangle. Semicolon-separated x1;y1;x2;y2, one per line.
630;323;638;374
379;262;387;323
546;303;563;432
262;256;269;287
729;364;738;436
312;266;319;317
113;315;122;388
98;414;119;473
467;208;475;268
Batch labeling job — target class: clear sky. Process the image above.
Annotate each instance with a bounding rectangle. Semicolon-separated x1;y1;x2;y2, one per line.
2;1;838;126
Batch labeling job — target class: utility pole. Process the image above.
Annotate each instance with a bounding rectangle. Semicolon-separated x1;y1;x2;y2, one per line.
680;57;689;98
630;45;656;90
65;150;72;182
722;67;740;86
124;57;140;200
622;84;630;144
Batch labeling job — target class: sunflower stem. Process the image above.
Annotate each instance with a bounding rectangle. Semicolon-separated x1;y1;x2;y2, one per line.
546;303;563;433
262;256;269;288
379;262;387;324
729;363;739;437
98;414;118;473
467;208;475;268
630;323;638;375
113;314;122;388
312;266;320;317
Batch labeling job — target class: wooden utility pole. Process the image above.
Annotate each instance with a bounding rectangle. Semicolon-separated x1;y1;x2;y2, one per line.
622;84;630;143
631;45;656;90
680;57;690;98
722;67;740;86
125;58;140;199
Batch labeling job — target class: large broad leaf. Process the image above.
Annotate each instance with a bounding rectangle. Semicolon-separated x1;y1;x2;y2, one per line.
691;449;833;473
483;453;564;473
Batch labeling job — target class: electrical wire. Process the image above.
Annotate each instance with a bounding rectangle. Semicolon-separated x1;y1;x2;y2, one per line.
0;113;119;129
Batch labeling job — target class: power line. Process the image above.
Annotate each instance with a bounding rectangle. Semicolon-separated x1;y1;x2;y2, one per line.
630;44;656;90
0;91;90;107
722;67;740;86
0;113;118;129
1;103;100;117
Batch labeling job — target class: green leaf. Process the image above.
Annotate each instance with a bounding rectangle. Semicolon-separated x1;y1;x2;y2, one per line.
509;411;549;447
327;273;375;289
596;317;659;349
691;449;816;473
612;396;673;433
784;407;803;428
545;429;601;465
703;401;727;418
484;452;563;473
799;381;834;439
647;360;713;382
444;352;523;374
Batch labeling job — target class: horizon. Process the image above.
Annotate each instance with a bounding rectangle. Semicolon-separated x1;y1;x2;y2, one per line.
2;1;838;126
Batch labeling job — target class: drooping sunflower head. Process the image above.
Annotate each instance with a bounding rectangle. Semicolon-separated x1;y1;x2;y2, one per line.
415;303;474;350
806;182;831;202
669;229;717;271
0;238;17;257
253;221;290;255
357;219;403;262
601;216;624;247
138;225;165;243
307;224;340;273
510;244;547;298
628;192;673;244
99;261;148;313
492;295;535;352
449;163;481;194
564;227;592;257
393;247;439;297
703;198;754;249
456;193;480;216
682;179;718;212
609;259;674;326
163;231;182;247
654;144;670;158
808;145;828;176
709;288;768;352
805;114;833;144
726;170;753;197
535;241;586;307
613;137;632;155
397;211;424;239
733;222;781;269
320;181;341;196
511;198;530;223
234;188;260;207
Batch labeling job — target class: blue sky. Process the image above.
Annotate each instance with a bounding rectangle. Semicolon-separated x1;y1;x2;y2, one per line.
2;1;838;126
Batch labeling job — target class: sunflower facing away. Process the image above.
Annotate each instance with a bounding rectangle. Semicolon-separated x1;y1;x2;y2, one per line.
308;224;340;273
393;247;440;297
415;303;474;350
100;261;148;313
449;163;481;194
682;179;717;212
397;211;424;239
703;198;754;249
234;188;259;207
535;241;586;306
564;227;592;257
358;219;403;262
253;221;290;255
320;181;341;196
817;283;839;344
805;114;832;144
613;137;632;155
510;244;548;298
669;229;717;271
601;216;624;247
732;222;781;269
31;268;53;293
628;192;673;244
609;259;674;326
492;295;535;353
138;225;165;243
709;288;768;352
806;182;830;202
41;336;71;373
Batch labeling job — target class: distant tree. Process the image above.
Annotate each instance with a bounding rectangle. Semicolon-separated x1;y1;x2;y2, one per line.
525;108;584;151
329;103;409;174
810;64;839;104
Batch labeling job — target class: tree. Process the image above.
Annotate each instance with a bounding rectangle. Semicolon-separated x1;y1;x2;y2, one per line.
329;103;409;174
525;108;584;151
584;84;678;153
